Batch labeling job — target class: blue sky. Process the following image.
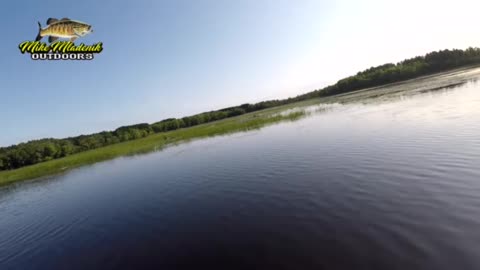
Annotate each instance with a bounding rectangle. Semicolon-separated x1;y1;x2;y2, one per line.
1;0;479;146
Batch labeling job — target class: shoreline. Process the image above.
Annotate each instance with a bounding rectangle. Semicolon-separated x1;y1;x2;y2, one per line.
2;65;479;187
0;110;307;187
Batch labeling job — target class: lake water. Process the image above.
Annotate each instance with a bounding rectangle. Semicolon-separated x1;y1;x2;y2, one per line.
1;70;480;269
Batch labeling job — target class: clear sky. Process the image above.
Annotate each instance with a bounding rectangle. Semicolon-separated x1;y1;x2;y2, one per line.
1;0;479;146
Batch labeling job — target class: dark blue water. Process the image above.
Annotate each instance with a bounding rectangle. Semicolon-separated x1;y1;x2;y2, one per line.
1;73;480;269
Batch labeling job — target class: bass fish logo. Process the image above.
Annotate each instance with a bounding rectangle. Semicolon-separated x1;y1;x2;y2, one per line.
19;17;103;61
36;17;93;43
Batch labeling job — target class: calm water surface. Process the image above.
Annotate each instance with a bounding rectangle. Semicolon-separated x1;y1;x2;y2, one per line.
1;72;480;269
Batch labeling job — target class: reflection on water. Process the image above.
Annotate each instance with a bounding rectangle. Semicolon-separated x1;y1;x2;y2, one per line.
1;69;480;270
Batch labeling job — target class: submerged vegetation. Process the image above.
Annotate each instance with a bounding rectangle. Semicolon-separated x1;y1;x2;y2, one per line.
1;47;480;178
0;110;306;186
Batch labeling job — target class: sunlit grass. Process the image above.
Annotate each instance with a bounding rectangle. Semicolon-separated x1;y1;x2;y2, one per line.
0;110;307;186
2;66;475;187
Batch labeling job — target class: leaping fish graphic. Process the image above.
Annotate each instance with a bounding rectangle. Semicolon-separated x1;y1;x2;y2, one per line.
35;18;93;43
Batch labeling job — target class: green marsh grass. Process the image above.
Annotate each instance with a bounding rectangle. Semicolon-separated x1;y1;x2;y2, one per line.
2;66;475;187
0;110;308;186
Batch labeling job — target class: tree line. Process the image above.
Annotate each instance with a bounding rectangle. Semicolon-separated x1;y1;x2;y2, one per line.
294;47;480;100
2;47;480;171
0;102;288;170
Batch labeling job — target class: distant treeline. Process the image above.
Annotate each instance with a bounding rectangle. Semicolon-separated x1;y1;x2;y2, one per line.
0;102;287;170
2;47;480;171
295;47;480;99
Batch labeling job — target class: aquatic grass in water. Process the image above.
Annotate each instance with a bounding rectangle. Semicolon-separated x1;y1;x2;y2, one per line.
0;110;308;186
3;66;480;187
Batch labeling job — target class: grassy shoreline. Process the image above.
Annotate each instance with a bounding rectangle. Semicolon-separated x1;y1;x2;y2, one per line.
0;110;307;187
2;65;479;187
